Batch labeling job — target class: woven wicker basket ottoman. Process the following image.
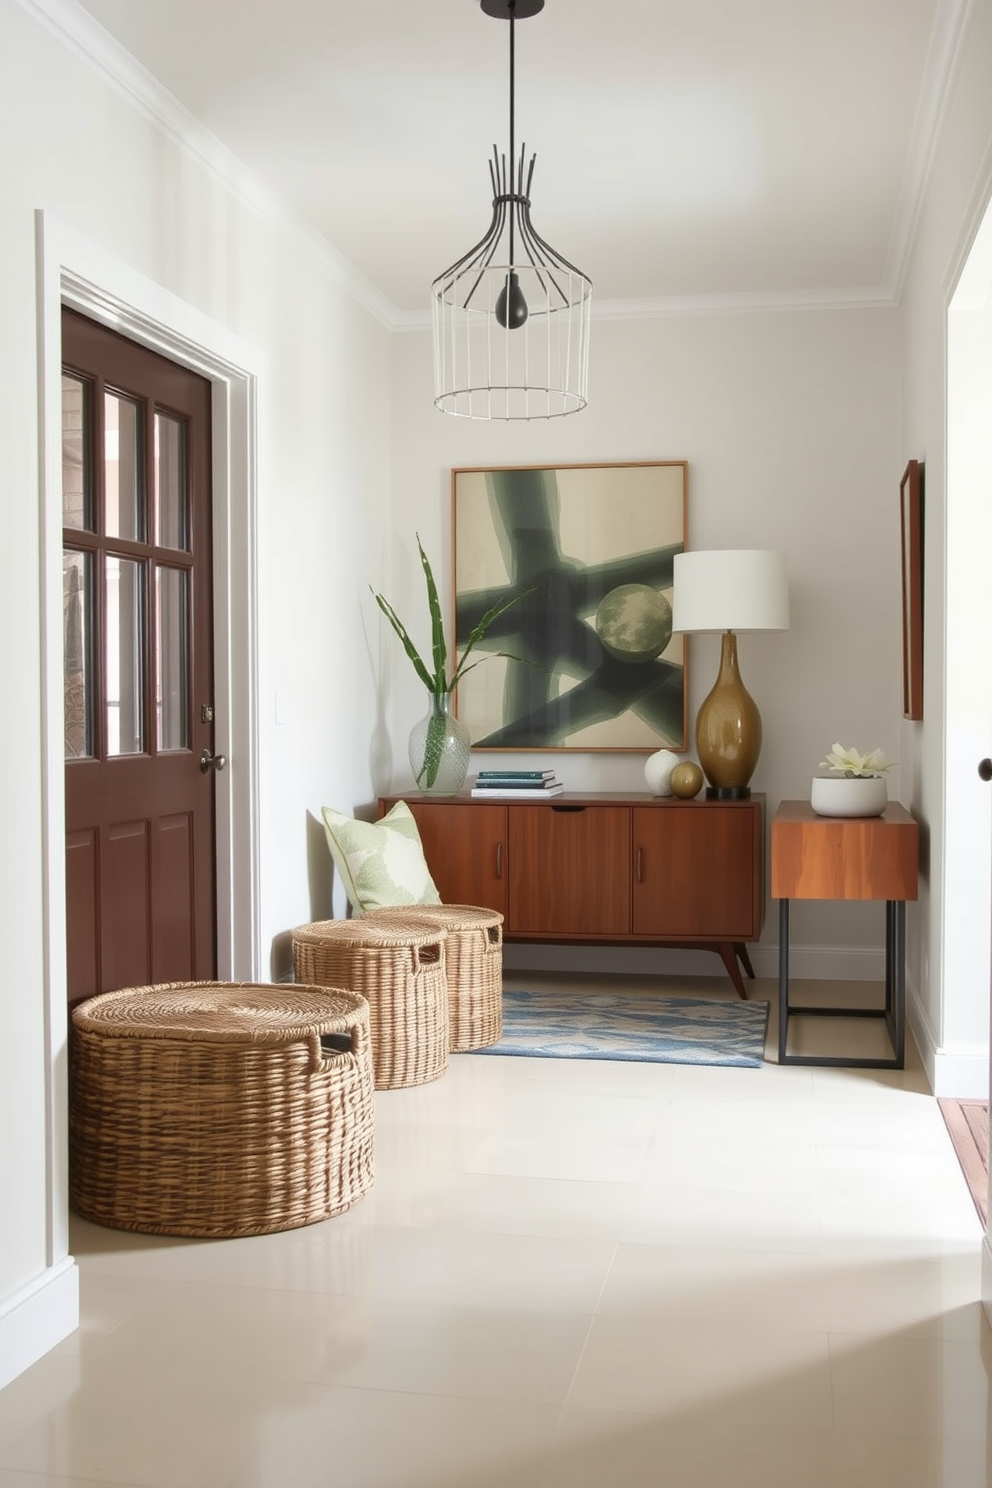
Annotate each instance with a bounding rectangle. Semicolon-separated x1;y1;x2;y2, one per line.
69;981;375;1238
292;918;449;1090
365;905;503;1051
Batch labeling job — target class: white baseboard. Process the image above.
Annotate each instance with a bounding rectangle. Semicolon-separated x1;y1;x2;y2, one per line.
0;1258;78;1392
502;940;886;982
907;989;990;1099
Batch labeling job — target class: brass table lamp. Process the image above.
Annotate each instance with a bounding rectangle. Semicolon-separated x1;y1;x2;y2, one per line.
672;550;790;798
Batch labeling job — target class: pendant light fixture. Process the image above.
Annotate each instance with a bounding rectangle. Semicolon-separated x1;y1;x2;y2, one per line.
431;0;592;420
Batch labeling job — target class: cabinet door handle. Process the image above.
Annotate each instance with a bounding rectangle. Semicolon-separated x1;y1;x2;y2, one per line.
551;803;586;813
495;841;503;879
636;847;643;883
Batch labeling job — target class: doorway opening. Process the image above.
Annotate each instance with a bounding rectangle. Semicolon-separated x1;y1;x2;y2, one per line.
61;308;219;1000
37;212;260;1270
943;191;992;1097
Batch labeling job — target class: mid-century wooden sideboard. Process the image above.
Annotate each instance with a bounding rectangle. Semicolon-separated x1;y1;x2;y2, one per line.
377;791;765;998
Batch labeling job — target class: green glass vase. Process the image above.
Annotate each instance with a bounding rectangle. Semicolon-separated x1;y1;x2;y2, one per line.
408;691;471;795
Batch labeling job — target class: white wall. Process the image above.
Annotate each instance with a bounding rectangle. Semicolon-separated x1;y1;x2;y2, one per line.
899;0;992;1097
390;307;903;974
0;0;392;1385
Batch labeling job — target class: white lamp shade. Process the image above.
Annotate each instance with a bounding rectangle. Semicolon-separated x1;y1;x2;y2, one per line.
672;549;790;633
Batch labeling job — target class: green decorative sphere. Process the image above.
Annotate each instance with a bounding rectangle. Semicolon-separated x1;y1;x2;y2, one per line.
670;762;704;799
595;584;673;664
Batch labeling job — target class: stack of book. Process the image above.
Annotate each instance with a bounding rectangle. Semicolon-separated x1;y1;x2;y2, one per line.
470;769;565;799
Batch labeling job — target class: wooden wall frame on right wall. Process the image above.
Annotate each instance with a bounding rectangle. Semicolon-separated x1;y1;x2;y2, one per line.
900;459;924;720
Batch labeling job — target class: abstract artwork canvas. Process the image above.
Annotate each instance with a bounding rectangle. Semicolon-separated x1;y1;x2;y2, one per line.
452;462;687;751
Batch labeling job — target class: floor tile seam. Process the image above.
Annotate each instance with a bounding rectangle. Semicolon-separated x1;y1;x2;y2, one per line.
353;1225;420;1291
809;1150;978;1188
825;1328;987;1354
809;1136;975;1172
264;1374;572;1415
813;1189;987;1222
0;1467;148;1488
296;1370;582;1410
556;1311;609;1416
581;1312;844;1354
587;1241;621;1319
812;1135;974;1162
619;1235;827;1256
612;1176;823;1207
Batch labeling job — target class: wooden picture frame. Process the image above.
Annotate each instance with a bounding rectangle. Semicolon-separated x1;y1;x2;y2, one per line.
900;459;924;721
451;461;688;752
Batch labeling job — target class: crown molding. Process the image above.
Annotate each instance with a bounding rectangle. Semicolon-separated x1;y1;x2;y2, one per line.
590;288;897;320
390;283;896;334
885;0;975;299
13;0;401;330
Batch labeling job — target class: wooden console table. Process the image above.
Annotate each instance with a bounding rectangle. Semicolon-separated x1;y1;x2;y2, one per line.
771;800;919;1067
378;792;764;999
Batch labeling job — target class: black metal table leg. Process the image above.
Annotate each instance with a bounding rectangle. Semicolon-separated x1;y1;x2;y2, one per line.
776;896;905;1069
778;898;790;1065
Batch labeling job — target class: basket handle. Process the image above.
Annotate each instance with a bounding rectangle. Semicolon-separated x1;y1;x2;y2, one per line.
483;924;502;953
416;941;443;969
309;1028;357;1072
320;1031;354;1054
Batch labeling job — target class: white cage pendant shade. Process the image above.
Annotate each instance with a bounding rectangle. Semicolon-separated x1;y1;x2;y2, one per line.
432;0;592;420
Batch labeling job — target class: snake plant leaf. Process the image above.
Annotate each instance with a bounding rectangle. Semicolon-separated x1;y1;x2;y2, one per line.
370;589;435;693
450;588;536;689
454;650;539;683
415;708;448;789
416;535;448;691
373;542;533;698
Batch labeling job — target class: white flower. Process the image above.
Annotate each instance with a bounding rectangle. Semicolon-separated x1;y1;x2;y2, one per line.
819;743;894;778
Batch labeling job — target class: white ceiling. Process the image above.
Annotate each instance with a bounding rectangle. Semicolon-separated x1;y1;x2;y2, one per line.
67;0;961;320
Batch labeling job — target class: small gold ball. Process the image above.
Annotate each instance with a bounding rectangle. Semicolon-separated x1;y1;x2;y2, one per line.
669;762;704;799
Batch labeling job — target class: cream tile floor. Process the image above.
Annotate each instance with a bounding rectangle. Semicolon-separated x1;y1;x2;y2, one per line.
1;971;989;1488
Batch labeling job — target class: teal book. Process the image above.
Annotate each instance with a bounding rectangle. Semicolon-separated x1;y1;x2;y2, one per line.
473;777;559;789
476;770;554;781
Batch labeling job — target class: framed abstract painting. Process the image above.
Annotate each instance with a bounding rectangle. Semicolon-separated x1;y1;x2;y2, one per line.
452;461;688;751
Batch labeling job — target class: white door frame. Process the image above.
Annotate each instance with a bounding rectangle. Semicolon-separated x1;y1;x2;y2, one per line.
937;179;992;1101
36;211;261;1269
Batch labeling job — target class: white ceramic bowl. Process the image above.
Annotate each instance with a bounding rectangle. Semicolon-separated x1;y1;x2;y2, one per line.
810;774;887;817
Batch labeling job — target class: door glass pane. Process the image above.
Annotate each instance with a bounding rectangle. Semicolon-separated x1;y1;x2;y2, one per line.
155;566;188;751
63;550;92;758
155;413;188;551
106;556;144;755
105;391;143;541
61;375;91;531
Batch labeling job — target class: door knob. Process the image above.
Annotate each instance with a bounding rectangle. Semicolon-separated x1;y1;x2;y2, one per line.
979;759;992;782
199;748;227;774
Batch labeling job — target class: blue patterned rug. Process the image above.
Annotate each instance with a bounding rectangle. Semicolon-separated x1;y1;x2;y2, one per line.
470;989;770;1068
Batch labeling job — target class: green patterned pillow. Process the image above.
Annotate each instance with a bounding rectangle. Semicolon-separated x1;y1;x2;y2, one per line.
320;800;441;916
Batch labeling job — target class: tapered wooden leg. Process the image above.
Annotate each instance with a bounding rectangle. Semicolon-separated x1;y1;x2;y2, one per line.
716;941;748;999
735;942;756;980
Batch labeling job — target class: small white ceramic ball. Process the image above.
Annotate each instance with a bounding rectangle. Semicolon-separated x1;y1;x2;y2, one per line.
644;749;681;797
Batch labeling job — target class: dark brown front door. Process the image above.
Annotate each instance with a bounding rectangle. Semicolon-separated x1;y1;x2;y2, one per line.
62;308;218;1002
